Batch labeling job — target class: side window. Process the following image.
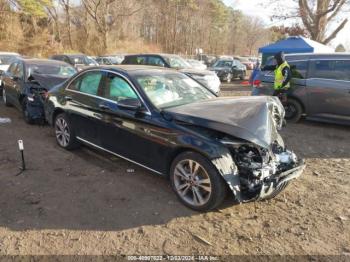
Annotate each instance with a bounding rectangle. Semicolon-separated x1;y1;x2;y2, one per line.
148;56;165;67
101;73;137;102
63;57;71;64
8;62;17;75
13;62;24;79
68;71;103;95
289;60;308;79
309;60;350;81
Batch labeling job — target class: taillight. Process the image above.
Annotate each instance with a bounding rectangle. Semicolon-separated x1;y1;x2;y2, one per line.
253;80;261;88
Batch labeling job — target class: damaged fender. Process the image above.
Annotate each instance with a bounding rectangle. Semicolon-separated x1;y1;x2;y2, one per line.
211;150;242;202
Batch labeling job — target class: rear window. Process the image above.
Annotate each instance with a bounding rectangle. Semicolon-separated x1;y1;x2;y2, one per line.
124;56;147;65
309;60;350;81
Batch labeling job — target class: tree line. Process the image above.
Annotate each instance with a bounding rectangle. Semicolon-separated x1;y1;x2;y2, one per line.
0;0;271;57
0;0;348;57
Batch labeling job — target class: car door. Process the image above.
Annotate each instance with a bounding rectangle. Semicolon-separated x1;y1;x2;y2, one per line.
3;62;18;103
5;61;24;109
64;70;106;145
287;60;308;106
306;59;350;118
96;71;170;172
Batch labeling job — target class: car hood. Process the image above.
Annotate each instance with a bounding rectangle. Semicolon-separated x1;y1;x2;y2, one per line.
210;67;231;71
29;73;70;90
164;96;285;149
179;68;216;76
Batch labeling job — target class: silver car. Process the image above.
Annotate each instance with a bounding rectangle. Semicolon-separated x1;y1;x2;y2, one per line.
252;53;350;125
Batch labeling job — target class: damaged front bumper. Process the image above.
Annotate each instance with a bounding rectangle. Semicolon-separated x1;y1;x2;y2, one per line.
258;159;306;200
26;95;46;120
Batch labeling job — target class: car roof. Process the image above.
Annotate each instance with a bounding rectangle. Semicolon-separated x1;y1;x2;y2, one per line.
83;65;179;75
0;52;20;56
18;58;72;66
285;53;350;60
124;53;180;57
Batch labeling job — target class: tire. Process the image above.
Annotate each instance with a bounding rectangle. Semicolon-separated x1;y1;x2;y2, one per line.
170;151;227;211
22;98;34;124
226;73;232;83
54;113;80;150
284;98;302;123
2;88;11;107
239;72;246;80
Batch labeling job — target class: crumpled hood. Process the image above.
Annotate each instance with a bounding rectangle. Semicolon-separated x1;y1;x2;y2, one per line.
165;96;285;149
29;73;70;90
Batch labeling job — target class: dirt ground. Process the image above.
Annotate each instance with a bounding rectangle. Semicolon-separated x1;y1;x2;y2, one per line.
0;81;349;257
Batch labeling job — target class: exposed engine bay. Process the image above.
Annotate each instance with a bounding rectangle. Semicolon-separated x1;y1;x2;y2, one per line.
226;139;303;201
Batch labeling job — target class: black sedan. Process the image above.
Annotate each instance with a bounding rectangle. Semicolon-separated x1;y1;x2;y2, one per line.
209;59;246;82
44;65;305;211
2;59;77;123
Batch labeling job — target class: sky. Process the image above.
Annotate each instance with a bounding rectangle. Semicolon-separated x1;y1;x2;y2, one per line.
224;0;350;49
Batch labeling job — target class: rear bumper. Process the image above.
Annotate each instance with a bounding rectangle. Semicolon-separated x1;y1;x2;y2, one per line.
258;160;305;200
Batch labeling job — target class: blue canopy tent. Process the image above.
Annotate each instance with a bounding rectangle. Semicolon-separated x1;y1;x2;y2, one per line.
259;36;334;65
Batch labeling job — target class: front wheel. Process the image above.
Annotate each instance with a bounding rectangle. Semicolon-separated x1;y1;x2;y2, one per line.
284;99;303;123
54;113;80;150
170;152;227;211
22;98;34;124
226;73;232;83
2;88;11;106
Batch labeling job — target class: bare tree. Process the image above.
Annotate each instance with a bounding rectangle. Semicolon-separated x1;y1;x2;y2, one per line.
270;0;349;44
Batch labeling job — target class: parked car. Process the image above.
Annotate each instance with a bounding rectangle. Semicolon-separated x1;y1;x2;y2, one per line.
122;54;221;94
50;54;99;71
252;53;350;124
186;59;207;70
0;52;21;90
209;58;246;82
0;52;21;72
96;56;120;65
235;56;254;70
44;65;305;211
2;58;77;123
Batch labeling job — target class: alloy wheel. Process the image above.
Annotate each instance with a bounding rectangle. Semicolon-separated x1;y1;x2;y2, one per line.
285;104;297;119
55;117;71;147
173;159;212;206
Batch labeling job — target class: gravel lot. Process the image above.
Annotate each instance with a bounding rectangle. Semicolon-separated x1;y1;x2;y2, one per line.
0;82;349;257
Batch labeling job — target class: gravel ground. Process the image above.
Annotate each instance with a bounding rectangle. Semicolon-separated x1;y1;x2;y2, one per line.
0;82;349;257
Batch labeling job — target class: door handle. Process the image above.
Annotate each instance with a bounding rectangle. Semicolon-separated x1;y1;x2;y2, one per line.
99;103;111;110
65;95;72;101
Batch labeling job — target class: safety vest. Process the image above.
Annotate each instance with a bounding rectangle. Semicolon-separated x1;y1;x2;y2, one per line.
274;61;290;90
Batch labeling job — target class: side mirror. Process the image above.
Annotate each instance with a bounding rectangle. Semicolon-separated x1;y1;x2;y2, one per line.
117;98;142;111
0;69;4;75
11;75;21;81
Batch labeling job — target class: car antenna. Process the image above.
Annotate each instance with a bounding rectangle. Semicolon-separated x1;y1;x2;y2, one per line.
15;140;26;176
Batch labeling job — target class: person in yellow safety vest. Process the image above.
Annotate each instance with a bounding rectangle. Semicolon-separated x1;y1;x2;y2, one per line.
263;51;291;103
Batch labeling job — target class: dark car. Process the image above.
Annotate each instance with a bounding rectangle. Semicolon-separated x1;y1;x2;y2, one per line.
2;59;77;123
44;65;304;211
209;59;246;82
252;53;350;124
51;54;99;71
122;54;221;94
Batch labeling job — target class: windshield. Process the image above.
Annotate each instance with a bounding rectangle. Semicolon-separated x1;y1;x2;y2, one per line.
0;55;19;65
135;72;215;109
163;55;192;69
27;64;77;77
213;60;233;68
